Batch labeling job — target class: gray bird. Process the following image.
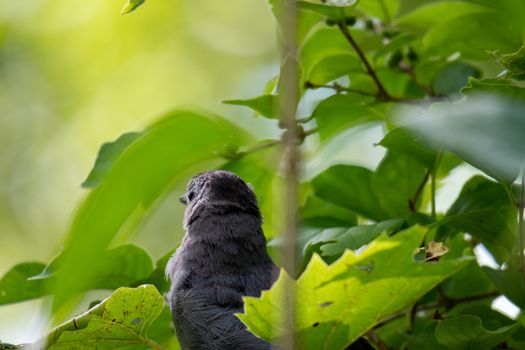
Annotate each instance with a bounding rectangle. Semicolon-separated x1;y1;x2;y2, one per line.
166;170;278;350
166;170;373;350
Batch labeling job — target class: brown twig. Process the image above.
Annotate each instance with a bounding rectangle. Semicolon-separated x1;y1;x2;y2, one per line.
305;81;376;97
373;291;500;330
366;330;390;350
408;171;431;212
337;22;389;100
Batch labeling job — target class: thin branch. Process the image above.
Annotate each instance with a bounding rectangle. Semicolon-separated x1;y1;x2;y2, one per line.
305;81;376;97
373;291;500;330
366;330;390;350
337;22;389;100
409;171;431;212
518;168;525;282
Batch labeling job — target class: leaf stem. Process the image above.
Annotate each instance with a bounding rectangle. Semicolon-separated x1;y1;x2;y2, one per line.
336;22;389;100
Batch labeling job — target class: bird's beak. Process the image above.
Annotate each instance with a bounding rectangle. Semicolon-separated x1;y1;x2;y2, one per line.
179;194;188;205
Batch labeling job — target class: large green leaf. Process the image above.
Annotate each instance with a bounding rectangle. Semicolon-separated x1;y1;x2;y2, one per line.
435;315;520;350
238;226;470;350
396;2;490;29
357;0;399;23
372;151;428;217
53;111;249;312
437;176;517;263
311;94;383;141
0;244;155;306
399;95;525;183
82;133;141;188
311;165;390;221
377;128;437;170
307;54;362;86
41;285;165;349
422;12;521;60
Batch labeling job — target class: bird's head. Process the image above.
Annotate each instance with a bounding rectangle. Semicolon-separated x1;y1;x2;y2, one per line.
180;170;260;227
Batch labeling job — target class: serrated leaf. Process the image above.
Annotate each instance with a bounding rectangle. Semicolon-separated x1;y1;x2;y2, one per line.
499;45;525;80
53;111;251;312
43;285;165;349
223;95;278;119
436;314;520;350
82;132;141;188
238;226;470;350
121;0;145;15
311;165;390;221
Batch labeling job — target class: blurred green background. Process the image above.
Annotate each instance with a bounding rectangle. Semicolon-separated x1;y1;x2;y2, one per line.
0;0;279;342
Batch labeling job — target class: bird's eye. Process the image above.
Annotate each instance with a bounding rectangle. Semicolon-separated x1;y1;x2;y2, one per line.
187;191;195;201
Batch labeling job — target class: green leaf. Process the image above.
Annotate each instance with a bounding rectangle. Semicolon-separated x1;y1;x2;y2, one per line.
300;196;357;228
134;249;175;293
298;1;358;21
238;226;470;349
396;2;490;29
461;78;525;100
311;94;384;141
121;0;145;15
82;133;141;188
0;262;48;306
357;0;399;23
440;210;515;264
311;165;390;221
373;151;428;217
53;111;250;312
435;315;520;350
437;176;516;263
321;219;404;257
398;95;525;183
374;33;416;61
223;95;278;120
269;0;322;44
433;62;481;96
499;44;525;80
422;12;521;60
43;285;165;349
378;128;437;170
483;257;525;309
307;54;362;85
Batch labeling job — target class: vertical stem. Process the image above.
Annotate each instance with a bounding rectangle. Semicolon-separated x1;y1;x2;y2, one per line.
519;170;525;283
279;1;299;349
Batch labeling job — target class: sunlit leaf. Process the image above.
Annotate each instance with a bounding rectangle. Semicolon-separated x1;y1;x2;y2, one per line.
121;0;145;15
238;227;470;349
53;111;250;313
82;133;141;188
396;2;490;29
307;54;362;85
357;0;398;23
42;285;165;349
435;315;520;350
298;1;358;21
